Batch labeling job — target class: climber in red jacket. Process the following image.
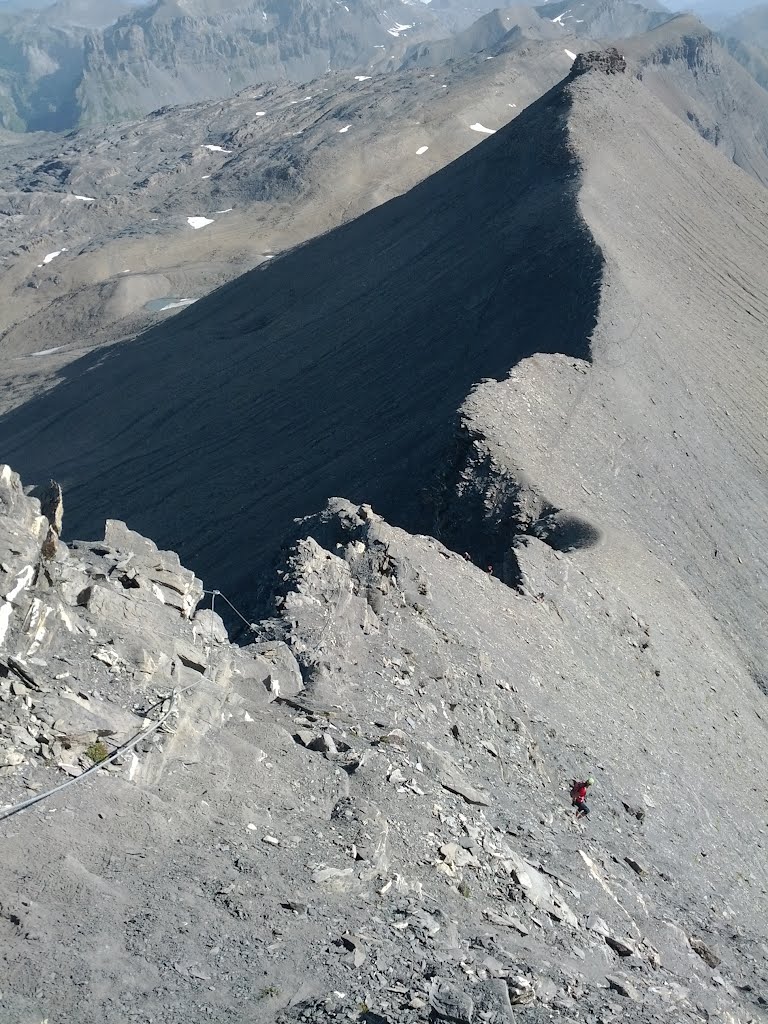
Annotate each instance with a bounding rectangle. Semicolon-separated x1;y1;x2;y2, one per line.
571;777;595;819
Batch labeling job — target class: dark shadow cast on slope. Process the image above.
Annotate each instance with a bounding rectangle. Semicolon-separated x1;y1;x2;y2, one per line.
0;73;603;611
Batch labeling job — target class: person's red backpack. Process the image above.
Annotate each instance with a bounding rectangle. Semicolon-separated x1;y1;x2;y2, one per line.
570;779;584;801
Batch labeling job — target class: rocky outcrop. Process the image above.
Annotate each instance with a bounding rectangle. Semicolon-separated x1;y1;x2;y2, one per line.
433;416;601;586
571;46;627;75
0;464;301;779
627;16;720;72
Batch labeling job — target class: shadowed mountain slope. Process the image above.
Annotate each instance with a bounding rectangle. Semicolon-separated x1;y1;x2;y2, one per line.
5;12;766;397
0;39;581;401
1;51;767;669
0;68;603;597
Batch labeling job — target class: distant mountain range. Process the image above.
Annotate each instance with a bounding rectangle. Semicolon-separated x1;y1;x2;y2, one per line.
0;0;142;130
0;0;442;130
717;3;768;89
537;0;672;37
3;0;768;132
75;0;447;126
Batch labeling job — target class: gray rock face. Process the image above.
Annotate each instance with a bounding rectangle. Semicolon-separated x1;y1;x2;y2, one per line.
0;462;303;776
31;479;63;536
75;0;441;126
571;45;627;74
606;973;640;999
0;440;766;1023
429;978;474;1021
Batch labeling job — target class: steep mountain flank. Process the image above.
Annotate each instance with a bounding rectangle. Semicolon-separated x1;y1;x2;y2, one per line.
622;14;768;186
0;57;604;604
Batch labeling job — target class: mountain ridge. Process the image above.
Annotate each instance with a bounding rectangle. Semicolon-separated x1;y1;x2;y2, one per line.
2;50;766;672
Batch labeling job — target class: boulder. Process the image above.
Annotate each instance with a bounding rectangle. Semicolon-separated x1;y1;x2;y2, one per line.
246;641;303;697
31;480;63;536
429;979;474;1023
173;638;208;675
505;851;578;928
103;520;203;617
423;743;491;806
192;608;228;645
473;979;515;1020
0;465;47;544
606;974;640;1000
440;772;491;806
35;694;142;746
605;935;637;957
689;935;721;968
0;746;25;768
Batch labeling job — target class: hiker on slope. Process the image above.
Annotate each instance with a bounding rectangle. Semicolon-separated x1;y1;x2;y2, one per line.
571;776;595;819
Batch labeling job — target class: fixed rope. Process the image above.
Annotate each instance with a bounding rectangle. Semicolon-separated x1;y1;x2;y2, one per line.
203;588;257;634
0;688;190;823
0;588;262;823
